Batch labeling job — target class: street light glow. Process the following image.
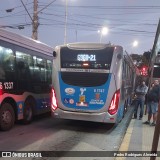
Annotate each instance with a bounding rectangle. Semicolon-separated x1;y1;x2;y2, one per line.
101;27;109;35
99;27;109;43
133;40;139;47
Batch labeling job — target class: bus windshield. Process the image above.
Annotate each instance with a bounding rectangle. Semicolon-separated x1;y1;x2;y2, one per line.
61;47;114;70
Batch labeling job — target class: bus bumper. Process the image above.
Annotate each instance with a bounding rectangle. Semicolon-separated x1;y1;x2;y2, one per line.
51;108;116;123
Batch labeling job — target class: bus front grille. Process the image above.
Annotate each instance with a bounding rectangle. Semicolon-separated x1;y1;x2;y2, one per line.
61;72;109;87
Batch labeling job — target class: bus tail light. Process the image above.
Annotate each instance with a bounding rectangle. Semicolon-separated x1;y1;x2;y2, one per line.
108;89;120;115
0;88;3;95
51;88;58;111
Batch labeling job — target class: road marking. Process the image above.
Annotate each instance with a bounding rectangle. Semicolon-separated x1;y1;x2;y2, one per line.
115;119;135;160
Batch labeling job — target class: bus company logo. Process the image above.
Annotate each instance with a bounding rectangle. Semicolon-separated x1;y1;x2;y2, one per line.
80;88;86;95
65;88;75;95
2;152;11;157
95;93;100;100
64;98;69;104
69;99;74;104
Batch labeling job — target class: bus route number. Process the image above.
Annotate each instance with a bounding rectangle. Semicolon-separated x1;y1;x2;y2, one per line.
0;82;14;90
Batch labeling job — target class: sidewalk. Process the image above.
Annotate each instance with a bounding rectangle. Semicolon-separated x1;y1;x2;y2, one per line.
116;106;160;160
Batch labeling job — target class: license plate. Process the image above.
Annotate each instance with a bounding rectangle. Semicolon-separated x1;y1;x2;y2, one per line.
76;102;88;107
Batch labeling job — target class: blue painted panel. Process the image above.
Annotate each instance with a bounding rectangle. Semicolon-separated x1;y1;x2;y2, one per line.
17;101;24;114
59;73;111;110
16;97;50;114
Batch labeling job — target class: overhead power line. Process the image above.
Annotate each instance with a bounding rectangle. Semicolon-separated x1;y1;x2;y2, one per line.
38;3;160;9
1;0;159;43
20;0;33;21
38;0;56;13
18;0;57;40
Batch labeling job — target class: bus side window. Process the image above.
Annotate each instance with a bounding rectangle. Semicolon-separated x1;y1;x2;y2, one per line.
0;46;5;79
47;60;52;83
17;61;25;68
33;56;47;82
17;61;29;79
16;51;32;80
0;46;15;80
0;64;5;80
32;56;40;82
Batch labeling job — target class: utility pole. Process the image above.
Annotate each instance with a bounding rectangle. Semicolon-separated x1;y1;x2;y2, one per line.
32;0;38;40
21;0;56;40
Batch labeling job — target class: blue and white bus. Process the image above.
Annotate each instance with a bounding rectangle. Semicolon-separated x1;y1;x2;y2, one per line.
51;43;139;124
0;29;53;131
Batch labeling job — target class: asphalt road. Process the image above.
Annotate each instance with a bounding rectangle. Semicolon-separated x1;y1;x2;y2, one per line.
0;106;134;160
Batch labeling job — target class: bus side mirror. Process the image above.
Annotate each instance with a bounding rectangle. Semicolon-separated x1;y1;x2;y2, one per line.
117;53;122;60
53;51;57;58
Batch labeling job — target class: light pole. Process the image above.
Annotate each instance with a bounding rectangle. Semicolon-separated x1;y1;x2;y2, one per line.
64;0;68;44
98;27;109;43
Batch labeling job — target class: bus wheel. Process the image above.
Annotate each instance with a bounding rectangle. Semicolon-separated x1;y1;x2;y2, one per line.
23;98;34;124
0;103;15;131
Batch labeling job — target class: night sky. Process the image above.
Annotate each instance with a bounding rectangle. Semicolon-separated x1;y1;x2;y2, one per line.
0;0;160;54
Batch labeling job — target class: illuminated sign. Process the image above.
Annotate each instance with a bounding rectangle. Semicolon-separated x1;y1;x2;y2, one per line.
77;54;96;61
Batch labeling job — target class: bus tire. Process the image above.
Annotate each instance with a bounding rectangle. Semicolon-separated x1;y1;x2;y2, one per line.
23;98;34;124
0;103;15;131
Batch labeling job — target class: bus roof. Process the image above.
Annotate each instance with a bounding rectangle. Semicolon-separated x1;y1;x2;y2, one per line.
55;42;122;50
0;29;53;56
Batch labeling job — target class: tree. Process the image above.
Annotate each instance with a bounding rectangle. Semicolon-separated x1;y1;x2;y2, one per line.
143;51;151;65
130;54;143;66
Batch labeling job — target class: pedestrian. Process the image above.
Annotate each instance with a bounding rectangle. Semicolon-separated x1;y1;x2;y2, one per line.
133;80;148;120
143;80;160;126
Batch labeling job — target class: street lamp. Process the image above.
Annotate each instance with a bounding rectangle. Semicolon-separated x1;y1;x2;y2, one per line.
98;27;109;43
64;0;68;44
132;40;139;47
